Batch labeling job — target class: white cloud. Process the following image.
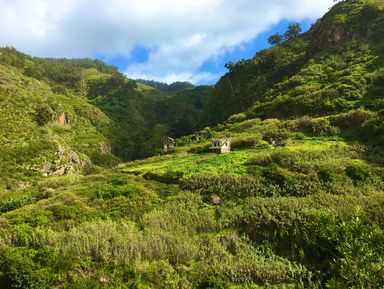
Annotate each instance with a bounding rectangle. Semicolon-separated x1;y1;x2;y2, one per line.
0;0;335;83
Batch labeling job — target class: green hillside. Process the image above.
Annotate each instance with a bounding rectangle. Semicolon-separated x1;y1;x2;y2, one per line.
0;48;153;164
204;0;384;126
153;86;214;137
0;0;384;288
0;61;115;185
0;48;214;176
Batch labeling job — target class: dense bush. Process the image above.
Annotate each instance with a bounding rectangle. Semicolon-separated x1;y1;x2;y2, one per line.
184;174;264;201
293;116;340;136
34;106;54;126
231;135;262;149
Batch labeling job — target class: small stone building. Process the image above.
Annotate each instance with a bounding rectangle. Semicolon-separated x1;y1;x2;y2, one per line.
164;137;176;151
194;131;209;141
210;139;231;154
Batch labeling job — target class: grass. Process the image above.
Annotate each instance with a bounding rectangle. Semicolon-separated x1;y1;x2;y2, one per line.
123;137;354;177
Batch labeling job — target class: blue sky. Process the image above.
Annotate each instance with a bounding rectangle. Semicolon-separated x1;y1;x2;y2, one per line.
97;18;315;85
0;0;334;85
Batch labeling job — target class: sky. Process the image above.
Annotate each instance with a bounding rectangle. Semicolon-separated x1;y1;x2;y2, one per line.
0;0;336;84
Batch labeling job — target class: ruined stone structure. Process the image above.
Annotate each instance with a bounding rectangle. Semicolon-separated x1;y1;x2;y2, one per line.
164;137;176;151
194;131;209;141
210;139;231;154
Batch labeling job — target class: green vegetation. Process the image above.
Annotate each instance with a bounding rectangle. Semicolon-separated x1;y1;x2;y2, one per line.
267;23;302;45
1;0;384;288
136;79;195;94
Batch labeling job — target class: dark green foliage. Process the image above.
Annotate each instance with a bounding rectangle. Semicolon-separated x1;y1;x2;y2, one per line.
144;170;184;184
231;135;261;149
362;110;384;143
293;117;340;136
324;210;384;288
154;86;214;137
331;109;373;131
184;174;264;200
0;246;74;289
89;151;119;167
92;183;140;200
34;107;54;126
268;33;284;45
345;163;373;183
284;23;302;40
136;79;194;94
204;36;309;125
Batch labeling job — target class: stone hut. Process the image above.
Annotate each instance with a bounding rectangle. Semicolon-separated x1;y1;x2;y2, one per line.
164;137;176;151
210;139;231;154
194;131;209;141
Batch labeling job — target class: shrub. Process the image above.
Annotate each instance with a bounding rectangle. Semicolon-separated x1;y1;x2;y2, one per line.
0;196;35;214
92;183;141;200
228;113;247;124
311;119;340;136
231;135;262;150
295;117;340;136
0;246;58;289
332;109;373;131
34;106;53;126
188;143;211;154
362;111;384;143
262;127;290;146
90;151;119;167
184;174;265;201
345;163;373;184
255;141;271;149
323;209;384;288
143;170;184;184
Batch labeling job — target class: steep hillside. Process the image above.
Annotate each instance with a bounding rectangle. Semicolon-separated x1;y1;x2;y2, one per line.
0;62;117;187
204;0;384;126
136;80;215;138
0;48;162;161
153;86;214;137
0;47;216;180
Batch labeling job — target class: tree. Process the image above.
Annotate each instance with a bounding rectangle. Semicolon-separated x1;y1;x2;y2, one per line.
224;61;235;72
284;23;302;40
267;33;284;45
140;123;168;157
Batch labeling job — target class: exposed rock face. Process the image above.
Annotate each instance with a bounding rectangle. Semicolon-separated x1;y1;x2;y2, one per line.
41;145;81;176
306;1;383;58
211;194;221;205
58;112;69;125
100;143;111;154
327;27;361;45
307;25;362;58
99;276;109;284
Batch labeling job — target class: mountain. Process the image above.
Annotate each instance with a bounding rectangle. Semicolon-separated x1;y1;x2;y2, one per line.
152;85;214;137
0;48;214;180
136;79;195;94
136;79;214;137
204;0;384;128
1;0;384;288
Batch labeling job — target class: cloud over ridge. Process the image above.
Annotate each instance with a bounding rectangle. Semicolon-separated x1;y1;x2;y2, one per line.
0;0;335;83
